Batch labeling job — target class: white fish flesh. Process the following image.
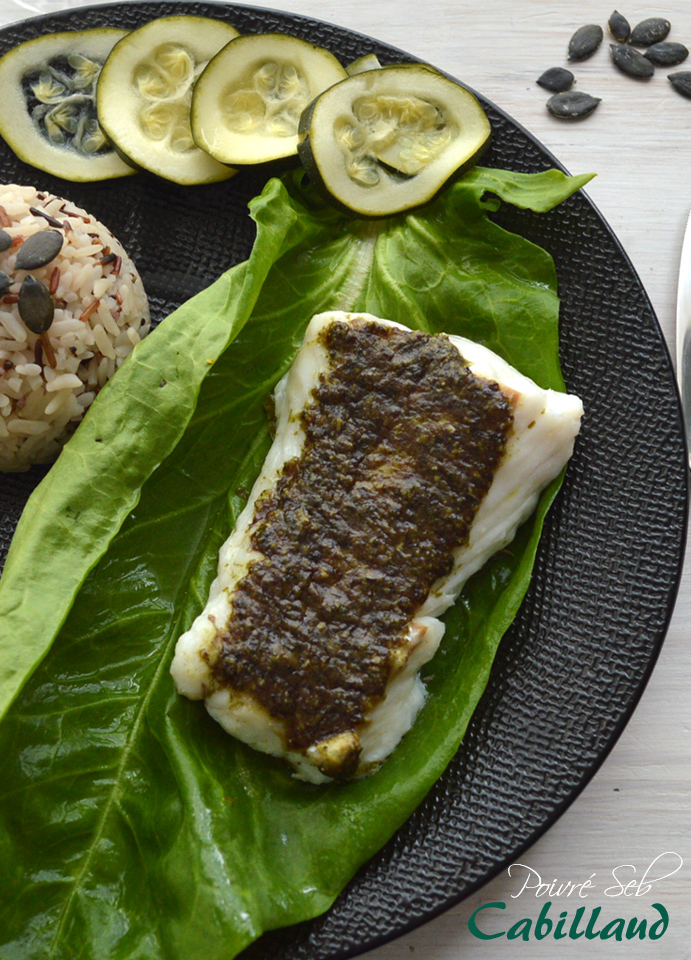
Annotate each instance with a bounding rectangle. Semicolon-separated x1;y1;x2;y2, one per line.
171;311;583;783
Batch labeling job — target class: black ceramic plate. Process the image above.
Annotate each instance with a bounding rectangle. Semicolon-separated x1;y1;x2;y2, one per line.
0;3;687;959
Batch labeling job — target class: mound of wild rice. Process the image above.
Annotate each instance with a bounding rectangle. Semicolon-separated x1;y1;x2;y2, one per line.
0;184;149;471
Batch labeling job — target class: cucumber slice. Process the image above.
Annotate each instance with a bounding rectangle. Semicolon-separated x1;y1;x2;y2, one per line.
191;33;347;166
97;16;240;185
0;29;134;181
298;64;492;217
345;53;382;76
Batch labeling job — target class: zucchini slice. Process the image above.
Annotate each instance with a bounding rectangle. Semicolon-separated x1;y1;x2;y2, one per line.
298;64;492;217
0;29;134;181
97;16;240;185
345;53;382;76
191;33;347;166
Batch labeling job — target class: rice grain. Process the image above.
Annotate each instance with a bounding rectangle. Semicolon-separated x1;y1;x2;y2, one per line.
0;184;150;471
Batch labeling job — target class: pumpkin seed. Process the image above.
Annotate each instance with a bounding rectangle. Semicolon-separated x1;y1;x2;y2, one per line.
0;271;11;295
668;71;691;99
0;229;11;253
568;24;604;61
18;275;54;333
610;43;655;78
643;42;689;66
608;10;630;42
547;91;601;119
537;66;574;92
630;17;671;46
14;229;63;270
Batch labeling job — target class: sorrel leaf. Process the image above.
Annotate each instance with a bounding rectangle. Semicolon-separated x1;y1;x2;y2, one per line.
0;166;591;958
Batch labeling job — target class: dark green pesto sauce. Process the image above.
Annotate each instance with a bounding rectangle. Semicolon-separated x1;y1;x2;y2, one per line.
211;319;514;759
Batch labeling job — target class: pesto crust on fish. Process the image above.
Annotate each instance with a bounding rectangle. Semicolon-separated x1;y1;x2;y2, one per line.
171;311;583;782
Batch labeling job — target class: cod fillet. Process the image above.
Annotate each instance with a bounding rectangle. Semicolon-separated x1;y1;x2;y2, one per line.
171;312;583;782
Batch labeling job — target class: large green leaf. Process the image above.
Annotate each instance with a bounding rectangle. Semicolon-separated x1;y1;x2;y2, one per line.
0;167;591;958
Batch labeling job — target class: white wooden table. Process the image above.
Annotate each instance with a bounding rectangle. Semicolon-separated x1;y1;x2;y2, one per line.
1;0;688;956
